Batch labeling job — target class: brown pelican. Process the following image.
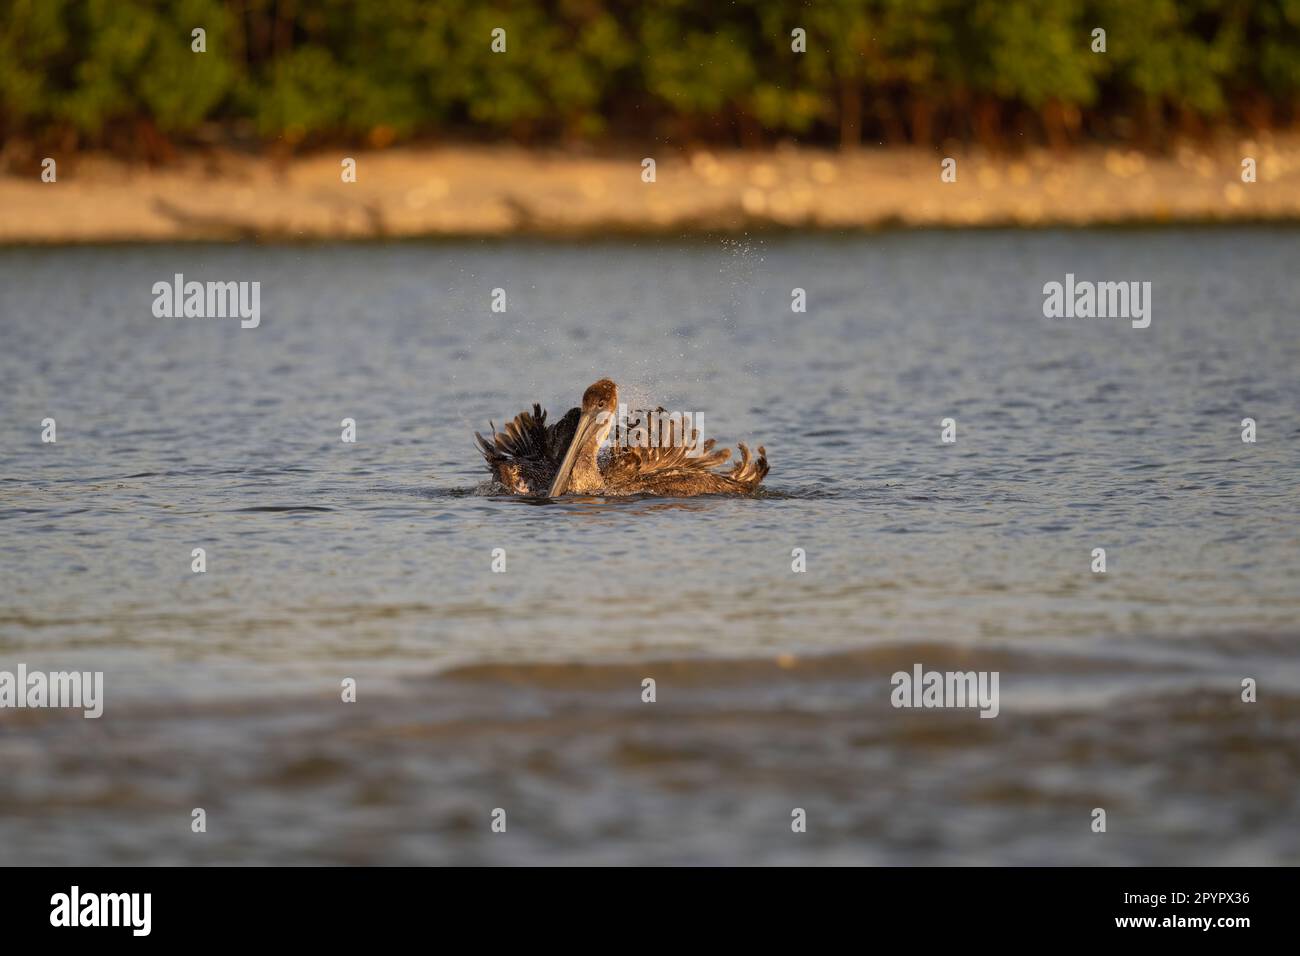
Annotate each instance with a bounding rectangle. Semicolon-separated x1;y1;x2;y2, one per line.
475;379;769;497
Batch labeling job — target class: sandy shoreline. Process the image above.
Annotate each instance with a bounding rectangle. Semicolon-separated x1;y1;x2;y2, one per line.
2;136;1299;243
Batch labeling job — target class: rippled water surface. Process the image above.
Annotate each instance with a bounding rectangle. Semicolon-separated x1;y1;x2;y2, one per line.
1;230;1297;864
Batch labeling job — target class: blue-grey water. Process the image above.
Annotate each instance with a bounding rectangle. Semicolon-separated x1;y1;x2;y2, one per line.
1;229;1298;864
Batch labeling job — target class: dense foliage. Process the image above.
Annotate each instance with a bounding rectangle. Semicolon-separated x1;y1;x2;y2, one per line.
2;0;1297;154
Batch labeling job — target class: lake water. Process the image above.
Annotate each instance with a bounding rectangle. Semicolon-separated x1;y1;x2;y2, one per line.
1;229;1297;864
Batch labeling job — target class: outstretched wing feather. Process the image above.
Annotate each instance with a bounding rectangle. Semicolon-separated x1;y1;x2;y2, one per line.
604;422;767;493
475;404;581;493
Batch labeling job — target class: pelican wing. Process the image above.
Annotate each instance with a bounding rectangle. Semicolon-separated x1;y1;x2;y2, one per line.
476;404;580;494
602;417;769;495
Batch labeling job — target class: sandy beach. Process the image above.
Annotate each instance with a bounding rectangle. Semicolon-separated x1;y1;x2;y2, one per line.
2;136;1298;243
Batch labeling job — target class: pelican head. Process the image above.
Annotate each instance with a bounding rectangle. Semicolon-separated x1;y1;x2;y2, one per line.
547;378;618;497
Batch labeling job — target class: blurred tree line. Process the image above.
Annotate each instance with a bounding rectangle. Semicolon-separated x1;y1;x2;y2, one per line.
2;0;1297;159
